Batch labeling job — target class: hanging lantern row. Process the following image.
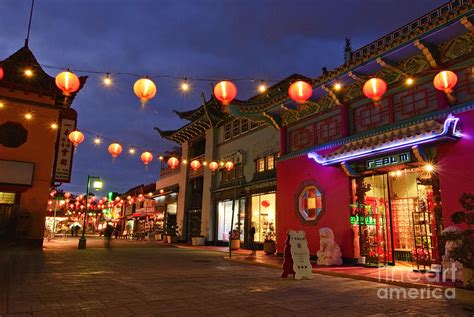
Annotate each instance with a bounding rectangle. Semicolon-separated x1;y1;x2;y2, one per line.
167;156;234;172
0;66;459;107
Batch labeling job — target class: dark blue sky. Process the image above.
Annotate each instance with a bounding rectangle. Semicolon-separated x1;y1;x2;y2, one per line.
0;0;445;196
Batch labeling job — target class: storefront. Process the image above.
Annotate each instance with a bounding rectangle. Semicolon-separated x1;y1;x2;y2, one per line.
250;192;276;243
276;112;471;267
216;198;245;242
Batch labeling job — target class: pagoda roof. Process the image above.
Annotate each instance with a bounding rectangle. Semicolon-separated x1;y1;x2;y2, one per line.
228;1;472;126
0;45;87;107
155;96;228;143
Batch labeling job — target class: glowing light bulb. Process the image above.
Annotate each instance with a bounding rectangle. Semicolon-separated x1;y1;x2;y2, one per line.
0;102;4;108
182;159;187;164
24;69;33;77
258;82;267;93
102;73;112;86
94;136;101;144
333;82;342;91
406;77;414;85
129;147;136;154
50;123;58;129
395;170;402;177
25;112;32;120
159;156;164;161
181;79;190;92
424;164;434;173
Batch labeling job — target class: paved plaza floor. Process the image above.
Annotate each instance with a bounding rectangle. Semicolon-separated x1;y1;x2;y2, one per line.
0;237;470;316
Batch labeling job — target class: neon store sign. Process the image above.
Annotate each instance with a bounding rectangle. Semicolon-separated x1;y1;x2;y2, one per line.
366;152;411;170
350;215;376;225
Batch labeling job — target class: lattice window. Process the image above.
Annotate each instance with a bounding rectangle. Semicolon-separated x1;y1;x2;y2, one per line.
289;125;314;152
353;100;390;133
224;123;232;141
315;115;341;145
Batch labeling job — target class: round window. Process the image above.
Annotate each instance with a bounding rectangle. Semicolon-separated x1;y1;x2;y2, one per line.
298;185;323;221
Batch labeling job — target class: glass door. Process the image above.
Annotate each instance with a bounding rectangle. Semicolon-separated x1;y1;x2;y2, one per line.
358;175;394;265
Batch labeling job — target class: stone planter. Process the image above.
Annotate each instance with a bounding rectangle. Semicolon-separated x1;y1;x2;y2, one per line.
230;239;240;250
263;240;276;255
191;236;206;246
167;235;178;243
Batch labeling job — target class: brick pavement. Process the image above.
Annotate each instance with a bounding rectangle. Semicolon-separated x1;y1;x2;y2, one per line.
0;238;470;316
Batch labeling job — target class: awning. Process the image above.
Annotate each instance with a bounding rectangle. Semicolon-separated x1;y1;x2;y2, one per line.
308;114;461;166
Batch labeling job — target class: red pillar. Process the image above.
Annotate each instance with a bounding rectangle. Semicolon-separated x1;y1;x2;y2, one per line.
339;104;350;137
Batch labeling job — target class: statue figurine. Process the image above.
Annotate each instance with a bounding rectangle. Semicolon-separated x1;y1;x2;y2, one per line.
317;227;343;266
441;226;463;281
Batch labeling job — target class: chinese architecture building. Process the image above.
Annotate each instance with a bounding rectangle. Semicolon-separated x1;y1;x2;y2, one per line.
229;0;473;266
0;43;86;246
156;98;279;247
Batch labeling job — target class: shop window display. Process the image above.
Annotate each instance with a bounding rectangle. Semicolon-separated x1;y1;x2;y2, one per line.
298;186;323;221
217;198;245;241
251;193;276;242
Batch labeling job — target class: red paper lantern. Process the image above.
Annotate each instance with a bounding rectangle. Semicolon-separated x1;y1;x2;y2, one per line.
224;161;234;172
214;80;237;105
108;143;123;158
288;80;312;103
190;160;201;171
0;66;4;80
55;71;80;96
261;200;270;208
140;151;153;165
64;192;71;199
433;70;457;94
133;77;157;104
167;157;180;169
208;161;219;172
68;130;84;147
363;78;387;102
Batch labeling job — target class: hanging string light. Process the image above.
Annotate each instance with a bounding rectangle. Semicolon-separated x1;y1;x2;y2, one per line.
94;135;101;144
102;73;112;87
24;112;33;120
129;146;136;154
405;77;414;86
258;81;267;93
24;69;33;77
50;123;58;129
180;78;190;92
333;82;342;91
224;161;234;171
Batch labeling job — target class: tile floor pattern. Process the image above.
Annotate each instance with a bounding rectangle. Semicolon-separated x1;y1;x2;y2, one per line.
0;239;470;317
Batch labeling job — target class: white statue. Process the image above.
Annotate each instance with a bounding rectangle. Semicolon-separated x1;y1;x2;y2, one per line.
441;226;463;281
317;227;343;266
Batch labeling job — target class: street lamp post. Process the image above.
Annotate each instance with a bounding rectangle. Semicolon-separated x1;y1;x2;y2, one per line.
78;175;103;249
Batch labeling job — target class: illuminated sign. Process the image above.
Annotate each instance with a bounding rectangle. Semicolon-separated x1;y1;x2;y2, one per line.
307;114;461;166
366;152;411;170
350;215;376;225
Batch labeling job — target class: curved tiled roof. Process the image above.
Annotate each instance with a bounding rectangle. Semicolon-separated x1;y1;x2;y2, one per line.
0;45;87;107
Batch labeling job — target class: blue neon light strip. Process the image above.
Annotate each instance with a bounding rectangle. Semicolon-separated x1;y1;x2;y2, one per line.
307;114;461;166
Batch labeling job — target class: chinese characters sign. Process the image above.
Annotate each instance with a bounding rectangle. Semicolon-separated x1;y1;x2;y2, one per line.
53;117;75;182
286;230;313;280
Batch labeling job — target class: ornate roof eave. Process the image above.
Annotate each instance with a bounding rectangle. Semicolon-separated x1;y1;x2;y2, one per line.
0;45;87;108
228;2;472;116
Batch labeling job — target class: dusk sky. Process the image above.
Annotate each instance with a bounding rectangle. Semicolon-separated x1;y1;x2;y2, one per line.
0;0;445;196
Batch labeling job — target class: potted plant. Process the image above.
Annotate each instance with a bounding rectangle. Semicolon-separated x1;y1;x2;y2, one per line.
263;222;276;255
191;220;205;246
442;193;474;309
230;228;240;250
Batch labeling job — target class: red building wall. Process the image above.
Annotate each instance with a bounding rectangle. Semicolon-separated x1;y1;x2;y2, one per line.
437;109;474;227
276;154;353;257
